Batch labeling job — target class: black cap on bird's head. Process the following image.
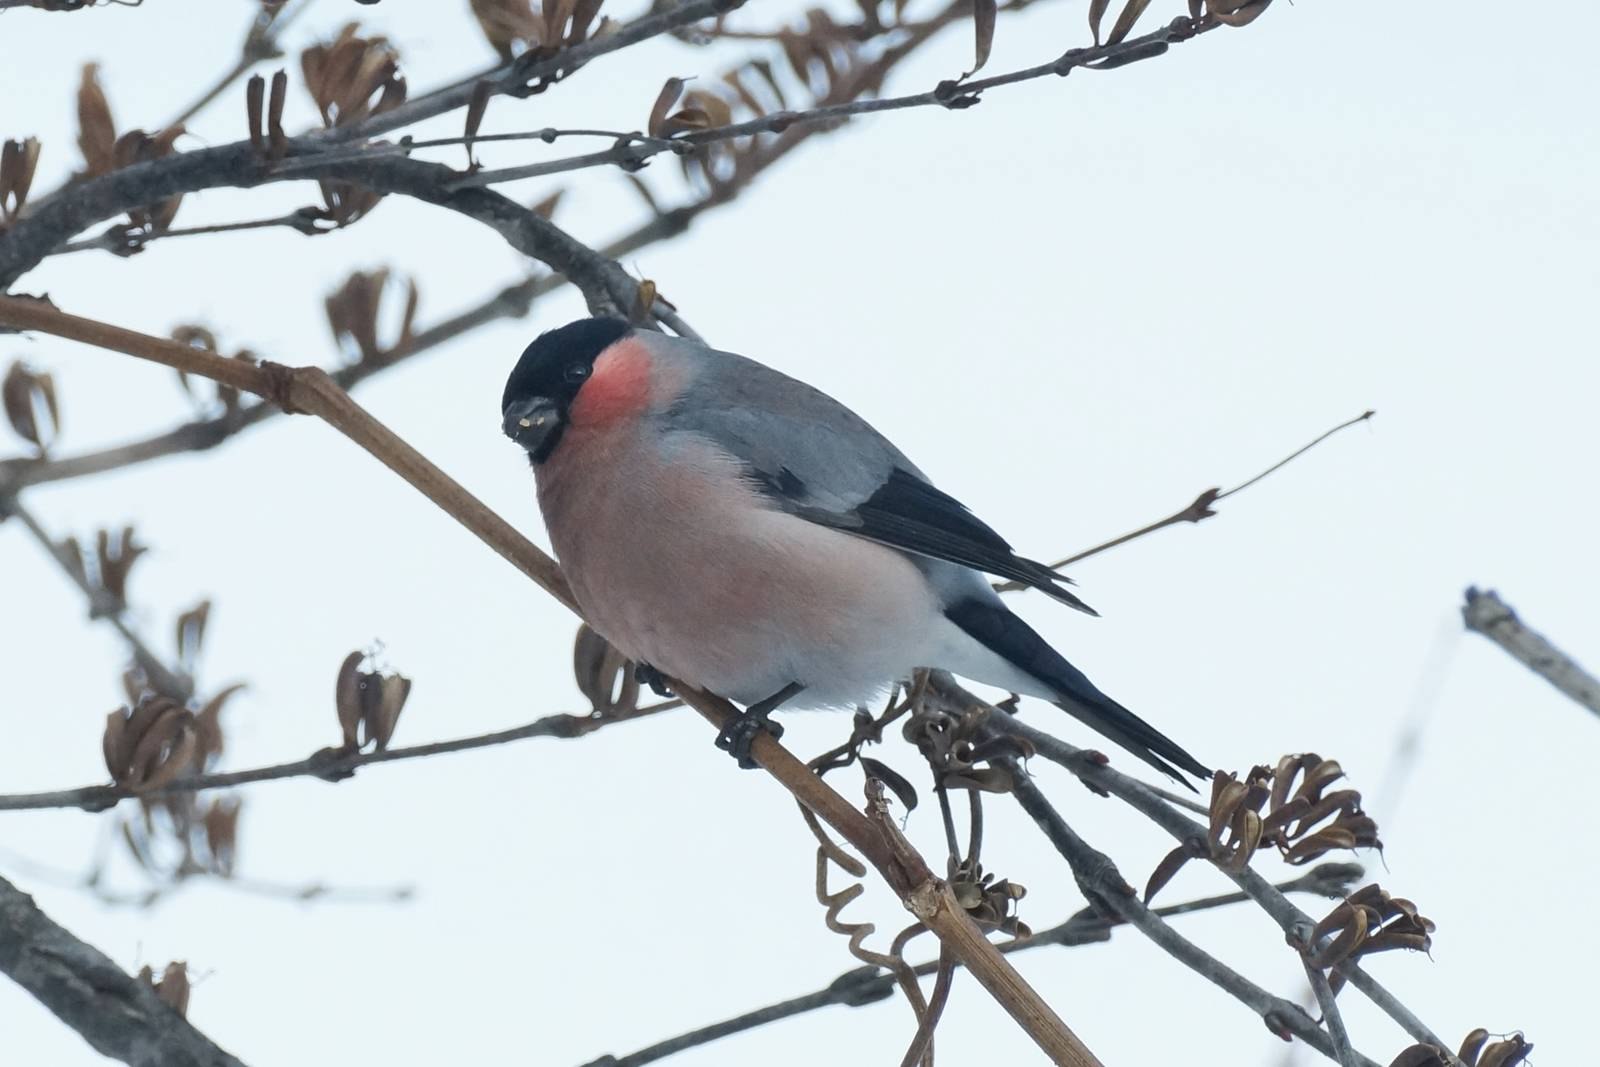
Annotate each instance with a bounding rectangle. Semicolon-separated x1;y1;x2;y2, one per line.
501;316;631;462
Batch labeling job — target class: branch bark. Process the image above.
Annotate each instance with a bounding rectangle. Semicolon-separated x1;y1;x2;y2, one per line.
1461;586;1600;719
0;873;246;1067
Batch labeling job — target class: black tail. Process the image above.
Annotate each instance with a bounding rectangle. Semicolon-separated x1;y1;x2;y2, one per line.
946;597;1212;786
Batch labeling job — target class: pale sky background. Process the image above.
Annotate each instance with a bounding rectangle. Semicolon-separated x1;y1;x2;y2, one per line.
2;1;1596;1065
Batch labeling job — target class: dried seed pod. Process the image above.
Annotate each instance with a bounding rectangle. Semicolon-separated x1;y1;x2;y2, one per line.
0;137;41;226
103;697;198;790
139;961;191;1017
334;650;365;750
300;24;406;129
1;360;60;455
325;269;417;364
571;623;638;713
333;649;411;751
201;796;242;877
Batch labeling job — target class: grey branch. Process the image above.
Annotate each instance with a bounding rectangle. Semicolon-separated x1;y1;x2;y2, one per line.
450;14;1221;190
963;684;1461;1063
1001;764;1382;1067
1462;586;1600;719
0;493;192;701
0;873;246;1067
0;701;679;812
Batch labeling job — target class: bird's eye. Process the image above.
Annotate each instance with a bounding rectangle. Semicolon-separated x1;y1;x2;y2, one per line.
563;363;590;384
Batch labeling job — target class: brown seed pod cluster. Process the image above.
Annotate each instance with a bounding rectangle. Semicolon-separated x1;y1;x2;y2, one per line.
103;696;197;792
901;698;1032;796
0;137;41;230
1389;1029;1532;1067
334;649;412;752
949;860;1030;938
1301;883;1435;980
137;961;191;1018
324;268;418;367
74;64;185;250
469;0;609;64
2;360;59;456
171;325;258;414
1146;754;1381;902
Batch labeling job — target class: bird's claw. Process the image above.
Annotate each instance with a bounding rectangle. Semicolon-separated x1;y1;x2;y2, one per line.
633;662;674;698
715;711;784;769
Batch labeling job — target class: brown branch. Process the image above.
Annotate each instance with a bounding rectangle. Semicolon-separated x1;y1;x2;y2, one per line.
0;872;246;1067
996;409;1375;590
0;296;1100;1066
1461;587;1600;718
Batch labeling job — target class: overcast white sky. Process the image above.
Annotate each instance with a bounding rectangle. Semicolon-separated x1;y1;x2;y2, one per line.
3;1;1596;1064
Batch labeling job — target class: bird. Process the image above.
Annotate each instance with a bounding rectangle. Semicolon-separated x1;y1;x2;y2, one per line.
501;317;1210;783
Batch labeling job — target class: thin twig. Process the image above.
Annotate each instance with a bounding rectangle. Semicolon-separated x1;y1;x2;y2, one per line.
0;845;412;908
449;16;1222;189
0;492;192;701
997;409;1375;590
53;212;326;256
164;0;313;130
0;700;680;812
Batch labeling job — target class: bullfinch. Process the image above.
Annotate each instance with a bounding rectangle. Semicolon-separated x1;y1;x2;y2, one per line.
502;317;1209;782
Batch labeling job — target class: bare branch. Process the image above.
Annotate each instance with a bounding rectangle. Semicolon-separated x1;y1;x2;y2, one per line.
997;409;1375;589
1003;765;1381;1067
0;700;680;813
1461;586;1600;718
0;872;246;1067
983;703;1461;1061
1303;960;1361;1067
0;492;191;701
453;13;1223;190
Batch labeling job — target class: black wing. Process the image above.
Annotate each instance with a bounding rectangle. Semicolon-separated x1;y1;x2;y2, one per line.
793;467;1097;615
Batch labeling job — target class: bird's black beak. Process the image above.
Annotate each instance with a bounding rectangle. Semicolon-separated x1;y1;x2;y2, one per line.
502;396;561;455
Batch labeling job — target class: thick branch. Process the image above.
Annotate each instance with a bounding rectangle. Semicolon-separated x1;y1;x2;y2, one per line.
0;149;639;315
0;873;246;1067
1461;587;1600;718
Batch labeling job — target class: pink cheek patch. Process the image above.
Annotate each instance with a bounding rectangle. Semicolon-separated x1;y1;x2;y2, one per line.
569;338;653;427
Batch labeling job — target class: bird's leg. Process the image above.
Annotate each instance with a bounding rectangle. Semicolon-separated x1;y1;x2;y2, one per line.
633;662;673;698
716;682;804;769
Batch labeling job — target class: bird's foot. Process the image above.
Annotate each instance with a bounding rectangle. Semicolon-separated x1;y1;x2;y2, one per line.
714;682;804;769
715;711;784;769
633;662;673;698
